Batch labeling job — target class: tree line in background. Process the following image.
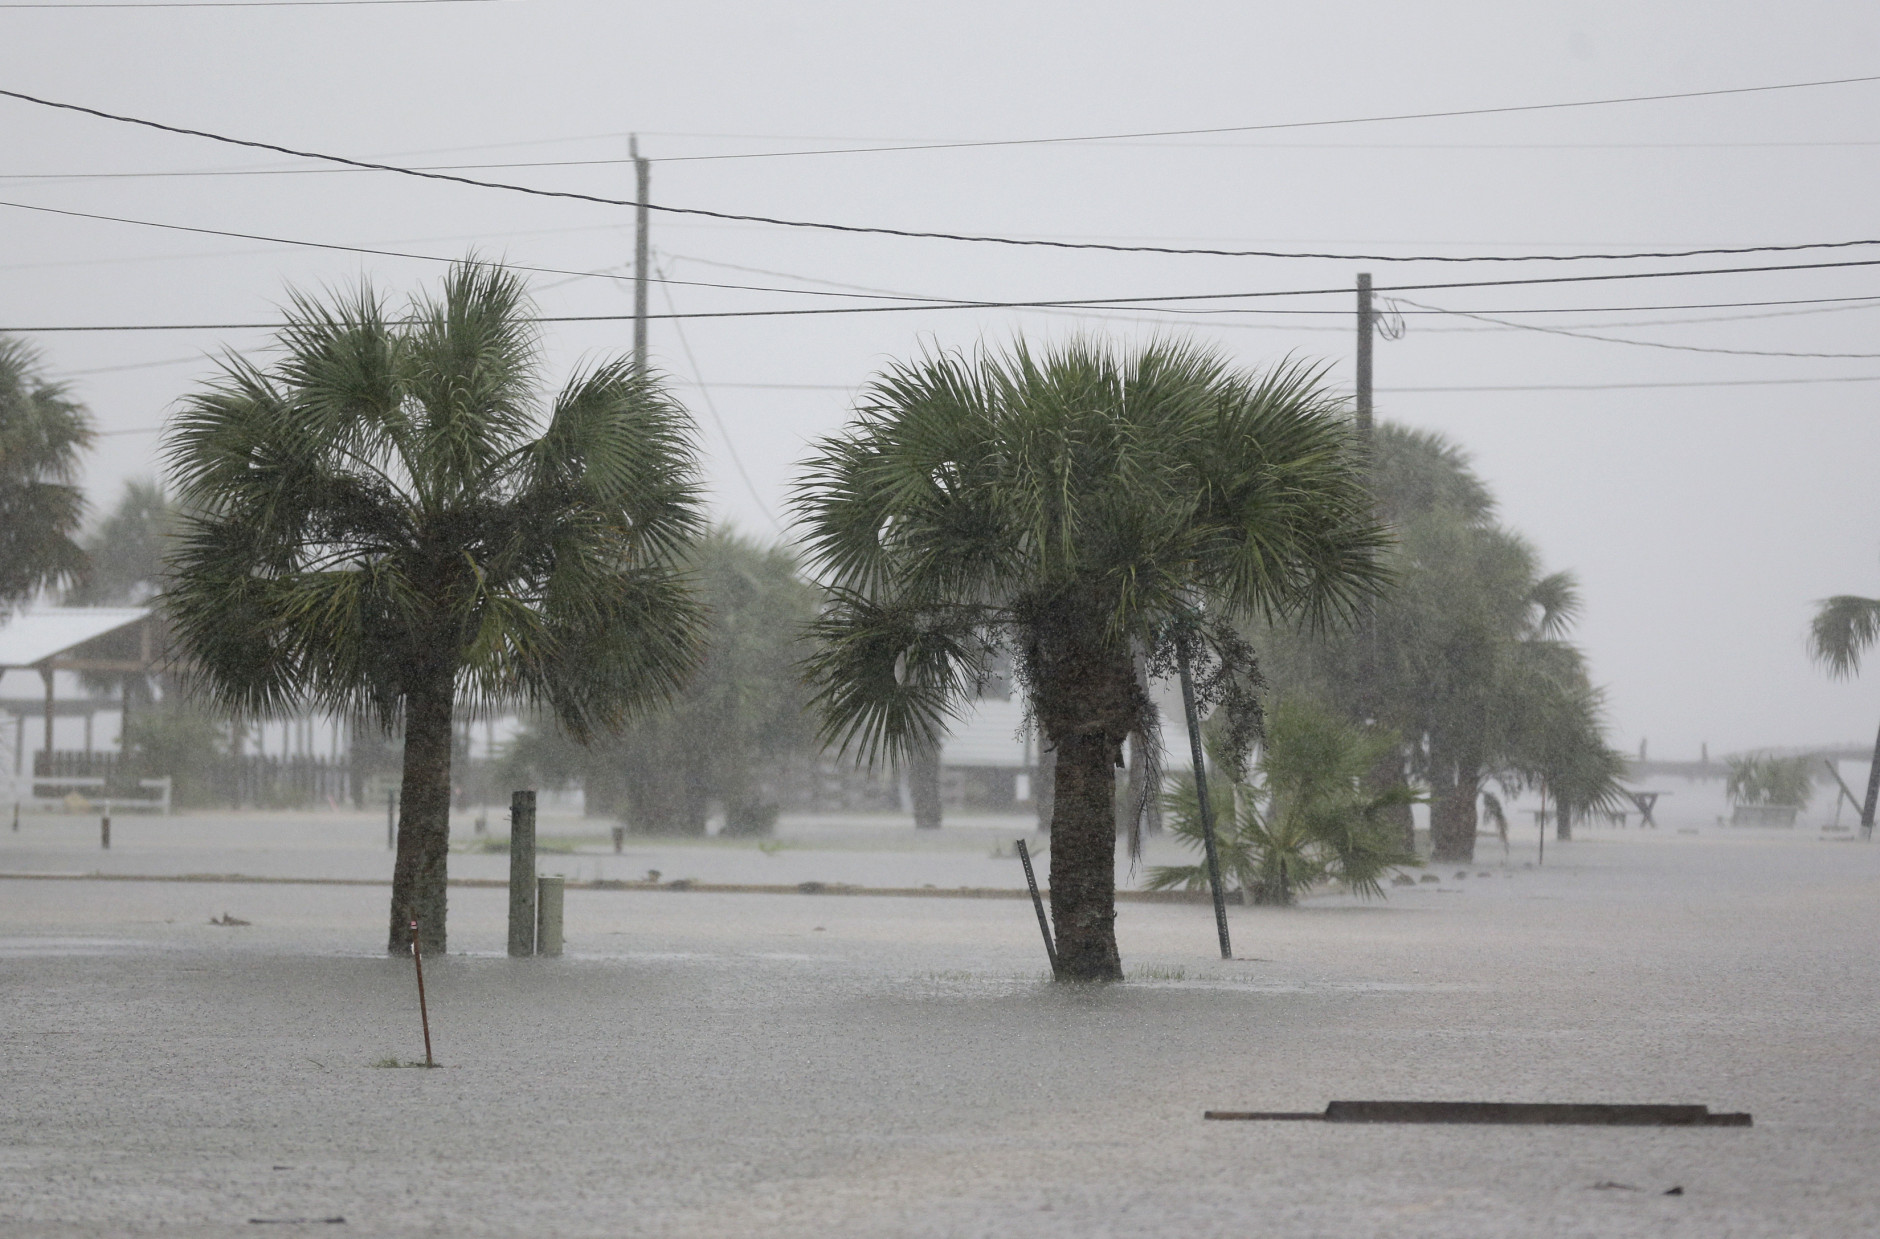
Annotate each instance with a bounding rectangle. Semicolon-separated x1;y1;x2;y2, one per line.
3;259;1669;974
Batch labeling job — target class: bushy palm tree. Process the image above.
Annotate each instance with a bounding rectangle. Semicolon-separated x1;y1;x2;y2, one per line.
67;478;175;606
164;263;707;953
1809;592;1880;833
1148;698;1418;905
794;340;1386;980
506;529;823;835
0;336;92;611
1260;425;1618;862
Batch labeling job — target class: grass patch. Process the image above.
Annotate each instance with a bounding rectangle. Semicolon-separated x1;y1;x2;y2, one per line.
1127;964;1188;982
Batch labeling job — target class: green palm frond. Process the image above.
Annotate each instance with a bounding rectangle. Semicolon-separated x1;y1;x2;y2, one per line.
0;335;94;607
1150;699;1419;905
793;337;1390;768
161;259;706;733
1809;594;1880;679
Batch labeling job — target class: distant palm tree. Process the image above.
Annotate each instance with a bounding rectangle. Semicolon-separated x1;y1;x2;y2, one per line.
0;336;92;610
1809;592;1880;835
164;263;707;953
794;340;1386;980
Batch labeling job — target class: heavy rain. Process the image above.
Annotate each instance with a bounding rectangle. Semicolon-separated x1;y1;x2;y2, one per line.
3;4;1879;1235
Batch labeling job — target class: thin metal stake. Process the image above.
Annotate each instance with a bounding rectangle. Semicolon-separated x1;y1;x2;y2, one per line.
409;916;434;1068
1538;788;1546;867
1176;635;1233;960
1015;838;1059;979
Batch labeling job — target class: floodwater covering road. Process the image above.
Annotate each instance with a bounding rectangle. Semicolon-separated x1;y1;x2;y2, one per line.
2;818;1875;1237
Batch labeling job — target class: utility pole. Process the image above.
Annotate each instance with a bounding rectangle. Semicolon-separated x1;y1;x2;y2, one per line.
632;135;650;373
1353;271;1409;850
1355;272;1374;438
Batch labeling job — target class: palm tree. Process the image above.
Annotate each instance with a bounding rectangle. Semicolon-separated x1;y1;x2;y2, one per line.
1258;425;1616;863
164;263;707;953
1148;698;1419;905
0;335;93;611
794;340;1387;980
1809;592;1880;835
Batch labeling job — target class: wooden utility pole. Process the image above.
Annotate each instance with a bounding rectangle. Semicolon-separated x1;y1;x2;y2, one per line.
632;135;650;372
1355;272;1374;438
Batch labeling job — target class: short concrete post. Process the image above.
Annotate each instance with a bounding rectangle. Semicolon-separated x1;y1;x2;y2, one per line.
100;812;110;850
507;790;537;957
536;875;564;957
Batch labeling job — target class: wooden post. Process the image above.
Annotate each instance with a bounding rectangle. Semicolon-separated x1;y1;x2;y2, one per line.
536;875;564;957
386;789;396;851
100;812;110;850
508;790;537;957
409;917;434;1067
40;666;54;760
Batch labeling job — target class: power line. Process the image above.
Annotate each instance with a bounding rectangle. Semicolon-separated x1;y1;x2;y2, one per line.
0;0;501;7
1379;375;1880;393
0;218;626;272
20;256;1880;333
662;251;1880;333
653;258;780;531
8;86;1880;264
1392;296;1880;359
0;199;969;304
640;74;1880;162
85;370;1880;438
16;138;1880;184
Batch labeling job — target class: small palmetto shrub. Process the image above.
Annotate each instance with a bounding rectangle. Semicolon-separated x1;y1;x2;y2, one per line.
1148;698;1419;906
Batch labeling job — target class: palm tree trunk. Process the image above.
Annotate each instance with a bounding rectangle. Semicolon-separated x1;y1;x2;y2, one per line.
1365;742;1414;854
389;677;454;956
1430;776;1479;863
1048;730;1123;981
1555;796;1573;841
909;738;943;830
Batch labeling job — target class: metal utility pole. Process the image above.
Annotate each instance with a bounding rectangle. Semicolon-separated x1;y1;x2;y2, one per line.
1355;272;1374;439
632;135;650;373
1176;633;1233;960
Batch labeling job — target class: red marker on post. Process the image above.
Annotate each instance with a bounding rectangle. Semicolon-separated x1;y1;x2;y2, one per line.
410;917;434;1068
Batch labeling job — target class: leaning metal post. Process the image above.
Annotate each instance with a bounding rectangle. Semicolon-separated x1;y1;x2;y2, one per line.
1015;838;1059;979
1176;632;1233;960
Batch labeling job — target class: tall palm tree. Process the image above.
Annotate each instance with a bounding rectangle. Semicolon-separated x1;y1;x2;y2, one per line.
794;340;1387;980
1809;592;1880;835
164;263;707;953
0;335;93;611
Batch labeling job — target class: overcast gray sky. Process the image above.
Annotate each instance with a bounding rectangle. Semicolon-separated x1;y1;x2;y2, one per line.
4;0;1879;758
